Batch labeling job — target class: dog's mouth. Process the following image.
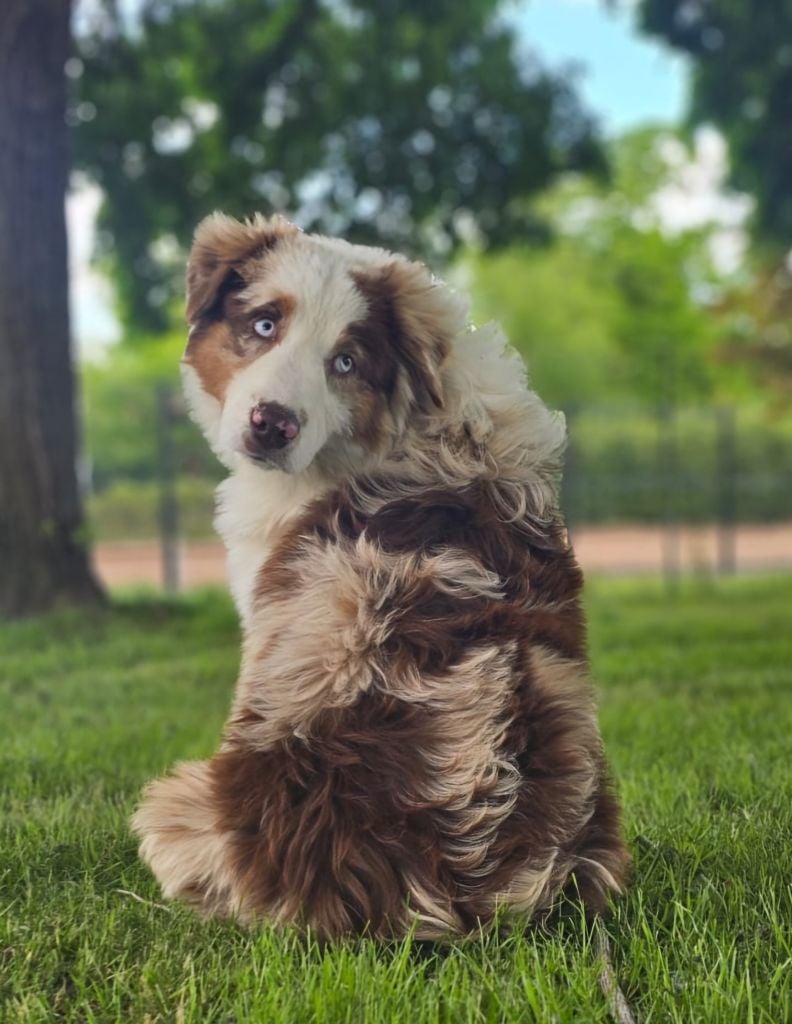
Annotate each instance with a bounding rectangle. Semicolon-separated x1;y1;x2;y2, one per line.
240;438;291;470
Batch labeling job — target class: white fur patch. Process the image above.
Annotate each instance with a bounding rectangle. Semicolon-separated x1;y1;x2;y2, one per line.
132;760;236;916
214;461;328;626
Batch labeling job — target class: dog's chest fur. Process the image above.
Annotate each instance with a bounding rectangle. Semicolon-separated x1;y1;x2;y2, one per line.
215;463;327;626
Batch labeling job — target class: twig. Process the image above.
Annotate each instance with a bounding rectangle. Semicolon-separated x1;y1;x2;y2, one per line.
115;888;171;912
595;921;637;1024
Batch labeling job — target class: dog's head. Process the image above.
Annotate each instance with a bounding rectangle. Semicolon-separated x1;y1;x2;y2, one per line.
181;213;466;476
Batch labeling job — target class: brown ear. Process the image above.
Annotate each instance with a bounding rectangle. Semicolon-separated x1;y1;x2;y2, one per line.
366;261;466;411
185;212;298;324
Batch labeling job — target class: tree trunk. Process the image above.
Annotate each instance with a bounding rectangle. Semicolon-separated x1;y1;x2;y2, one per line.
0;0;104;617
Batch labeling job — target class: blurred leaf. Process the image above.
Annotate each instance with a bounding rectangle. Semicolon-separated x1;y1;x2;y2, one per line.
82;333;220;487
467;127;732;409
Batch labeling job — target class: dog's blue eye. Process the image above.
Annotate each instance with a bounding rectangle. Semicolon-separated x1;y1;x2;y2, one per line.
333;353;355;375
253;318;276;338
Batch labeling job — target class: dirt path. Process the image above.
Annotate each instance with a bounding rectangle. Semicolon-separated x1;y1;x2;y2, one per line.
93;523;792;590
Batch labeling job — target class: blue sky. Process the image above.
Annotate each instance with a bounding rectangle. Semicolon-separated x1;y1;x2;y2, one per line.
510;0;689;135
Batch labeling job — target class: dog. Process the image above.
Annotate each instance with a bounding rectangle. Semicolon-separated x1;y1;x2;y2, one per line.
132;213;630;939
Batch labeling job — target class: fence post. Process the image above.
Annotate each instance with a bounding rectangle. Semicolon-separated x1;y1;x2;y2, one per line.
156;384;180;593
715;405;737;575
657;401;680;588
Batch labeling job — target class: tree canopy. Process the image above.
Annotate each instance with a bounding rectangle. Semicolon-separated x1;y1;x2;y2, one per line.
74;0;605;333
635;0;792;252
467;127;738;410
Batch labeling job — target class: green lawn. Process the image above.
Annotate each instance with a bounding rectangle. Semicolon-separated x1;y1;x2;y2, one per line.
1;576;790;1023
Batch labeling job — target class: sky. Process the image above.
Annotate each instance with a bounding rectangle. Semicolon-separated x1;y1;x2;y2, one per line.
511;0;688;135
71;0;693;353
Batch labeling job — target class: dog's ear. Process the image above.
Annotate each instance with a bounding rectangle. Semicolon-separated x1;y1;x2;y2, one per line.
185;212;298;324
355;261;467;411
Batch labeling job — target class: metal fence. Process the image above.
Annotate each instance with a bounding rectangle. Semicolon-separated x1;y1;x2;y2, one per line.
87;391;792;590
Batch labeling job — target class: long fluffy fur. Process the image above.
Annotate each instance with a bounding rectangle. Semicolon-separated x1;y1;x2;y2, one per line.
132;215;630;939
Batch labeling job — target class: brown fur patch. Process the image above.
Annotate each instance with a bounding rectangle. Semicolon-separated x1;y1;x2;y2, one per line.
183;212;299;403
352;261;461;413
185;212;297;324
328;308;402;452
211;700;466;936
184;291;297;403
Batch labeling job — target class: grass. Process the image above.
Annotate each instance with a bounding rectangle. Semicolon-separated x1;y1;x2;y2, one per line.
1;575;790;1023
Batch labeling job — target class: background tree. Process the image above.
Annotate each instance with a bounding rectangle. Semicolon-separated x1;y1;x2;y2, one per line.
634;0;792;251
468;127;724;410
631;0;792;391
716;262;792;408
0;0;104;617
74;0;605;333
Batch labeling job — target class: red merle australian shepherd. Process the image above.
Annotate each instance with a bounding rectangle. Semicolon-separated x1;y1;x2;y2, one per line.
132;213;630;939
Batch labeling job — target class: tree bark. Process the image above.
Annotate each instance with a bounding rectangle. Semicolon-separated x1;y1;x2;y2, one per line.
0;0;104;616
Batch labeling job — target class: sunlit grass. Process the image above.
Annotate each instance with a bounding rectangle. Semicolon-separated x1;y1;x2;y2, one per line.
1;576;790;1022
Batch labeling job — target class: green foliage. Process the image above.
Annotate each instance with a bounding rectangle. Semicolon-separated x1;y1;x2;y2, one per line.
89;476;217;540
79;125;787;533
715;259;792;407
82;333;218;488
465;243;626;407
73;0;604;332
606;227;717;406
564;406;792;524
635;0;792;250
467;127;729;409
1;578;791;1021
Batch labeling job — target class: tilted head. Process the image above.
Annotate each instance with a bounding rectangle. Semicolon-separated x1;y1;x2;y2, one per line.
182;213;467;477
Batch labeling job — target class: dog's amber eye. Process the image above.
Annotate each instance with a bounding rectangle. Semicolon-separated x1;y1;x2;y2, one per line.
253;317;277;339
332;353;355;375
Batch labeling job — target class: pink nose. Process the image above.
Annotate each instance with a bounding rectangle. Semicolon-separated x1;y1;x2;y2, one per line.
249;402;301;451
